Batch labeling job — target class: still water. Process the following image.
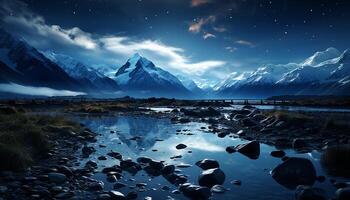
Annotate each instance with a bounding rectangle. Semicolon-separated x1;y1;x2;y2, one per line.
74;114;348;200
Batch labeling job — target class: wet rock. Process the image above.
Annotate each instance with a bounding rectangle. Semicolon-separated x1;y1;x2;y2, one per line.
292;139;307;149
88;181;104;191
271;157;316;189
97;194;111;200
270;150;286;158
107;151;122;160
252;114;266;122
198;168;225;188
240;118;258;127
98;156;107;160
179;183;211;200
235;141;260;159
55;192;75;199
126;191;138;199
162;165;175;175
179;118;190;123
85;160;98;169
336;187;350;200
162;185;170;191
236;130;245;136
0;186;8;194
176;144;187;150
107;175;118;183
109;190;126;200
48;172;66;184
163;173;188;185
217;132;229;138
225;146;236;154
82;146;95;156
120;160;142;175
136;156;153;164
295;185;326;200
231;180;241;185
176;163;192;168
211;185;226;193
196;159;220;170
114;182;127;189
334;182;348;189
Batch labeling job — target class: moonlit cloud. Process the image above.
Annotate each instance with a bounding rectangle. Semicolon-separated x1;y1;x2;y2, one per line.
203;33;216;40
235;40;256;48
191;0;211;7
0;0;225;76
188;15;216;34
225;46;238;53
0;83;85;97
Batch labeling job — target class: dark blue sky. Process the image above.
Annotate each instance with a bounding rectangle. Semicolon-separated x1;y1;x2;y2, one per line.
1;0;350;86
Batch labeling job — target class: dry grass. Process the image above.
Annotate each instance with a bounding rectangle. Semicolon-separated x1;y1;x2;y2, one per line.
0;107;81;170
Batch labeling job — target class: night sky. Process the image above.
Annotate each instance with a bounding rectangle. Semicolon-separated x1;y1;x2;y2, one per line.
1;0;350;86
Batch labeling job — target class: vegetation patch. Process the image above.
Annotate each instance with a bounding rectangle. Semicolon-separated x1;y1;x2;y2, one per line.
0;107;81;171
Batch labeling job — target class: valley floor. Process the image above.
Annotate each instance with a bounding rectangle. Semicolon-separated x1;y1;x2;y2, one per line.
0;99;349;200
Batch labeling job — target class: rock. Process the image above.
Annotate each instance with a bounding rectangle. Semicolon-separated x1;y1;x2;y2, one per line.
107;175;118;183
126;191;138;199
235;141;260;159
236;130;245;136
109;190;126;200
211;185;226;193
295;185;326;200
292;139;307;149
240;118;257;127
270;150;286;158
176;144;187;150
198;168;225;188
226;146;236;154
48;172;66;184
114;182;127;189
88;181;104;191
176;163;192;168
82;146;95;156
98;194;111;200
252;114;266;122
217;132;229;138
196;159;220;170
136;156;153;164
334;182;348;189
162;165;175;175
162;186;170;191
231;180;241;185
271;157;316;189
98;156;107;160
85;160;98;169
120;160;141;175
107;151;122;160
0;186;8;194
179;183;211;200
336;187;350;200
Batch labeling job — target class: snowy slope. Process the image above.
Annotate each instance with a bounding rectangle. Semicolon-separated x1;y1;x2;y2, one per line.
114;53;189;97
0;28;82;91
217;47;350;97
44;51;118;91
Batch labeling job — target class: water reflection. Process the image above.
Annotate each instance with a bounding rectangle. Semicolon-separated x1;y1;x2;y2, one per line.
74;114;348;200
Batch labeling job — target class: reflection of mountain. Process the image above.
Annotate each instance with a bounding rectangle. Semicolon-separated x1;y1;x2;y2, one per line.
117;116;174;153
79;115;175;154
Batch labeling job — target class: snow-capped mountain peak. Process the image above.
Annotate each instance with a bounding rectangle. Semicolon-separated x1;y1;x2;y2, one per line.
301;47;341;67
114;54;190;97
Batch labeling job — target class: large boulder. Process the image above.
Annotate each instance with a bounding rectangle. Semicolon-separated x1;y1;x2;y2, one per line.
198;168;225;188
120;159;141;175
235;141;260;159
196;159;220;170
179;183;211;200
271;157;316;189
336;187;350;200
48;172;66;184
295;185;326;200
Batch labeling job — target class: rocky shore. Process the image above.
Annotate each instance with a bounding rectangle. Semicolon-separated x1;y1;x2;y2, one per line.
0;102;350;200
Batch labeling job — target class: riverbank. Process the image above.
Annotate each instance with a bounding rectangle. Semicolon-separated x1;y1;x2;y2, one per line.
0;102;350;200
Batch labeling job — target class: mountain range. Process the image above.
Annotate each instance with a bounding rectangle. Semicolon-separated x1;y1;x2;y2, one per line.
0;28;349;98
215;47;350;98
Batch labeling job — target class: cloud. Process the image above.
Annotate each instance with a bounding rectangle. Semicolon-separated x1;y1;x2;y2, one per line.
191;0;211;7
225;46;237;53
188;15;216;34
203;33;216;40
235;40;255;48
0;0;225;76
213;26;226;32
0;83;85;96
